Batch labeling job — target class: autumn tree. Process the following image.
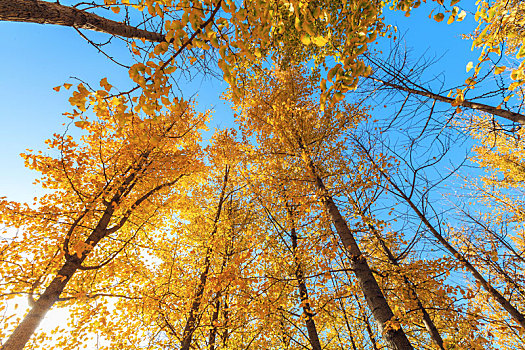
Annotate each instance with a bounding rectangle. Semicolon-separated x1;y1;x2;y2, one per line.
450;116;525;348
1;0;433;123
232;65;416;349
0;96;208;350
468;0;525;98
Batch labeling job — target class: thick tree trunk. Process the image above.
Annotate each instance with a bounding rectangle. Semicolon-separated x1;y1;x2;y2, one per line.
297;138;413;350
0;0;165;42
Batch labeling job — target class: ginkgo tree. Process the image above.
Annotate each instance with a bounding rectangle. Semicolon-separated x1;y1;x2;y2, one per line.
0;95;208;350
0;0;439;122
232;65;415;349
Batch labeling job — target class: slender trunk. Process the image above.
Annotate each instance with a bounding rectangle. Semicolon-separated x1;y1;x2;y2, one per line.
338;298;359;350
287;207;322;350
0;0;165;42
1;146;183;350
279;318;291;349
358;144;525;331
208;252;230;350
369;77;525;125
297;137;413;350
221;299;229;347
180;166;230;350
400;187;525;329
180;250;213;350
208;298;220;350
363;307;380;350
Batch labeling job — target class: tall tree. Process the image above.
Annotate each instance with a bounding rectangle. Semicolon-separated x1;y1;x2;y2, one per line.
0;97;207;350
233;66;414;349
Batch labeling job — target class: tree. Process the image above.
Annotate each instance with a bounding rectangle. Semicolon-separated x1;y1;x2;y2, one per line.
0;96;207;350
233;66;413;349
356;137;525;332
452;116;525;348
0;0;419;117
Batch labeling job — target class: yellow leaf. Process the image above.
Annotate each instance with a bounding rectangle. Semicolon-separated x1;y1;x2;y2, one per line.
64;83;73;90
466;61;473;72
457;10;466;22
300;35;311;45
517;46;525;59
312;36;328;47
434;13;444;22
74;121;89;129
57;275;67;282
494;66;506;75
111;6;120;14
53;86;61;92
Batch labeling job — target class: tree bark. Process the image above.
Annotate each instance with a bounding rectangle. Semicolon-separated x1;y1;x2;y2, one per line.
208;250;230;350
1;202;116;350
370;77;525;125
287;206;323;350
1;147;184;350
207;298;220;350
0;0;165;42
296;138;413;350
365;222;445;350
180;166;229;350
338;298;359;350
394;182;525;330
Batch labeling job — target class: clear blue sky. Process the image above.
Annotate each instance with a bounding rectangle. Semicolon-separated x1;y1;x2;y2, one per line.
0;2;480;204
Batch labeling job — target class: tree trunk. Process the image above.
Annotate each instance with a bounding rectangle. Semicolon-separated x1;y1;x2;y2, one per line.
359;144;525;331
296;138;413;350
395;183;525;330
287;206;322;350
180;166;229;350
2;259;78;350
0;0;165;42
208;251;230;350
365;221;445;350
338;298;359;350
208;298;220;350
2;149;183;350
1;206;116;350
369;76;525;125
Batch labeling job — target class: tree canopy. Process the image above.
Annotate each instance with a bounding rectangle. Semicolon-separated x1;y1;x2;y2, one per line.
1;0;525;349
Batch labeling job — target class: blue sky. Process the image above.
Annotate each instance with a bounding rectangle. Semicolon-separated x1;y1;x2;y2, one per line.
0;2;480;204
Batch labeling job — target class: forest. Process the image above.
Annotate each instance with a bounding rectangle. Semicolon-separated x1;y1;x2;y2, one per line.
0;0;524;349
